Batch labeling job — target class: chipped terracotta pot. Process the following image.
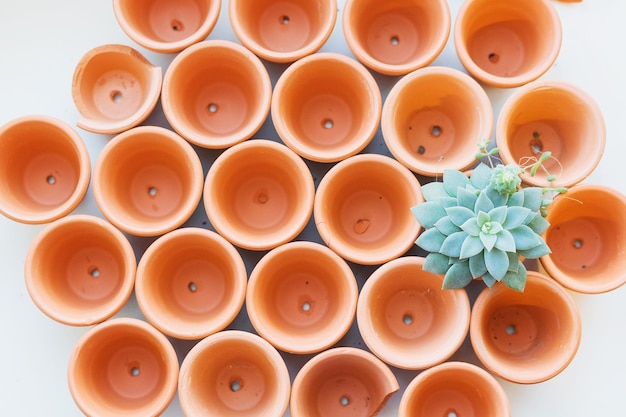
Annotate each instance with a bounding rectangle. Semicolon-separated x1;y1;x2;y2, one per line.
314;154;422;264
381;66;493;176
343;0;450;76
162;40;272;149
357;256;470;370
229;0;337;63
71;44;162;134
272;52;381;163
454;0;562;88
246;241;358;354
178;330;290;417
68;318;179;417
470;271;582;384
112;0;221;53
93;126;203;236
204;139;314;251
0;115;90;224
135;227;247;340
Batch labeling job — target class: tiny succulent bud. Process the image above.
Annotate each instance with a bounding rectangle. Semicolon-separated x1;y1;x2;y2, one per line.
489;164;522;196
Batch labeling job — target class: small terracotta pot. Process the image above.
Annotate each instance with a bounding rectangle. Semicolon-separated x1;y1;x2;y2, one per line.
496;80;606;188
93;126;203;236
398;361;511;417
0;115;90;224
204;139;315;251
454;0;562;88
247;241;358;354
314;154;422;264
112;0;221;53
357;256;470;370
135;227;247;340
540;184;626;294
271;52;381;163
381;66;493;176
71;44;162;134
24;215;135;326
470;271;582;384
290;347;399;417
178;330;290;417
162;40;272;149
68;318;179;417
229;0;337;63
343;0;450;76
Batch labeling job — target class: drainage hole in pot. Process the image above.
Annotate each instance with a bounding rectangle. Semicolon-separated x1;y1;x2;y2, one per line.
280;15;290;24
46;174;56;185
354;218;370;234
390;35;399;46
573;239;583;248
230;379;242;392
208;103;219;113
417;145;426;155
255;191;269;204
301;301;312;312
402;314;413;325
148;186;157;197
89;267;100;278
530;132;543;154
506;324;516;335
111;90;122;103
130;366;140;377
188;282;197;292
488;52;499;63
431;125;442;137
171;19;183;31
322;118;334;129
446;410;458;417
340;396;350;406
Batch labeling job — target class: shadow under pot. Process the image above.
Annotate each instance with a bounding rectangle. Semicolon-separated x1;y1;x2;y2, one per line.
470;271;582;384
71;44;162;135
204;139;314;251
314;153;423;265
135;227;247;340
178;330;291;417
68;318;179;417
162;40;272;149
0;115;90;224
229;0;337;63
246;241;358;354
93;126;204;237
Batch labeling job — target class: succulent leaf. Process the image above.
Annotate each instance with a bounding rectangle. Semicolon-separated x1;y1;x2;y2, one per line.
460;235;484;259
484;247;509;280
488;205;507;224
507;190;524;207
479;231;497;251
509;225;543;250
422;182;450;202
485;186;508;207
440;231;468;258
482;272;497;288
522;188;543;212
503;206;532;229
469;252;488;278
469;163;492;190
434;217;461;236
412;201;446;229
517;240;551;258
526;213;550;235
443;170;470;197
446;206;475;227
507;251;520;271
502;262;528;292
415;227;447;252
460;218;481;236
457;187;478;210
442;261;473;289
475;190;495;213
494;229;516;252
423;252;452;275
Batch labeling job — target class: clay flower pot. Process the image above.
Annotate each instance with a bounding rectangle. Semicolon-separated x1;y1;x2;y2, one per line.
381;66;493;176
24;215;135;326
112;0;221;53
540;184;626;294
454;0;562;88
229;0;337;63
71;44;162;134
470;271;582;384
272;52;382;163
357;256;470;370
314;154;422;264
290;347;399;417
496;80;606;188
178;330;290;417
398;361;511;417
135;227;247;340
247;241;358;354
0;115;90;224
343;0;450;76
204;139;315;251
68;318;179;417
93;126;203;236
162;40;272;149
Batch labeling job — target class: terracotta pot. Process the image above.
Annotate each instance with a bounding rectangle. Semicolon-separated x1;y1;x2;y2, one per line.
470;271;582;384
247;241;357;354
454;0;562;88
381;66;493;176
496;80;606;188
162;40;272;149
178;330;290;417
229;0;337;63
135;227;247;340
68;318;179;417
357;256;470;370
112;0;221;53
540;184;626;293
0;115;90;224
24;214;135;326
271;52;381;163
204;139;314;251
343;0;450;76
314;154;422;264
290;347;399;417
93;126;203;236
398;361;511;417
71;44;162;134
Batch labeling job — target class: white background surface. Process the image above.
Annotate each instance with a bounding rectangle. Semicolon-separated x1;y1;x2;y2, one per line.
1;0;625;416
